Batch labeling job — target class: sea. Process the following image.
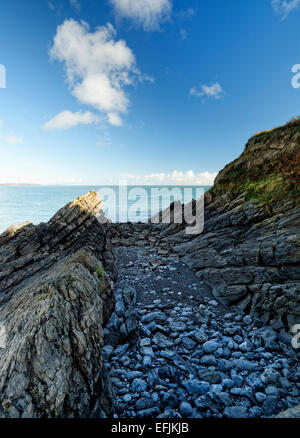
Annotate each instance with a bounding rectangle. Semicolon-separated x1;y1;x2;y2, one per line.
0;185;211;234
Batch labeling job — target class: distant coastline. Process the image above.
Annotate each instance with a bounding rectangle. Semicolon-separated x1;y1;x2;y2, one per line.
0;183;41;186
0;183;210;187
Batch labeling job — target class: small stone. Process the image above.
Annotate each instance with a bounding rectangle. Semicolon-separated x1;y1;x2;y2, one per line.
141;311;166;324
239;342;250;352
201;355;217;366
203;340;221;354
233;335;243;344
182;337;197;350
126;371;143;381
153;333;174;349
159;349;176;359
255;392;267;403
243;315;252;325
132;378;147;393
123;286;137;305
185;379;210;396
179;401;193;417
224;406;248;418
197;369;222;384
214;348;224;358
140;347;155;357
136;407;159;418
218;359;233;372
114;343;129;356
261;368;280;385
232;358;257;372
216;392;232;406
222;379;235;390
140;338;151;347
193;331;209;344
143;356;152;367
152;392;159;403
135;397;155;411
248;406;262;418
102;345;114;360
146;321;157;332
262;396;278;417
265;386;279;397
115;300;126;317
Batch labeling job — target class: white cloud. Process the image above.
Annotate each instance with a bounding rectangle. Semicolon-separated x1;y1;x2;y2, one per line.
43;110;100;131
47;19;150;128
121;170;217;185
107;112;123;127
4;133;23;144
190;82;225;102
110;0;172;31
69;0;80;12
272;0;300;19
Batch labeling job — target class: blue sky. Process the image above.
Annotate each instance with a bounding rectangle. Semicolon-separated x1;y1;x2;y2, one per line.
0;0;299;185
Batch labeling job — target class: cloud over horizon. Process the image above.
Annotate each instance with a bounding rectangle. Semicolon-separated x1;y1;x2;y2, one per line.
46;19;152;130
110;0;172;31
120;169;218;185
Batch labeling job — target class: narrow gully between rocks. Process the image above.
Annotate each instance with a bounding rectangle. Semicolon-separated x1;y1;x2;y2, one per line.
102;245;300;419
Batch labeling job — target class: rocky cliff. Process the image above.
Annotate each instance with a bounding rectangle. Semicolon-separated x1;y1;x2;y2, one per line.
0;192;116;418
149;119;300;329
0;120;299;419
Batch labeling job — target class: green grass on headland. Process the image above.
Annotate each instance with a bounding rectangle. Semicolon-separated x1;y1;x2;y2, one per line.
211;118;300;210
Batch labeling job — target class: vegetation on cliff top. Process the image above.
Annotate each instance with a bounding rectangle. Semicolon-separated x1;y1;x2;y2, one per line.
211;118;300;210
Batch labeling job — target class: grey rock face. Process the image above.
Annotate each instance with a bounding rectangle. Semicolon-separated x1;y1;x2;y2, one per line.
150;127;300;328
173;203;300;327
0;249;114;418
0;192;116;418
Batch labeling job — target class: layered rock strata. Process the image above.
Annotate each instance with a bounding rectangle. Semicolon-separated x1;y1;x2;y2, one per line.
0;192;116;418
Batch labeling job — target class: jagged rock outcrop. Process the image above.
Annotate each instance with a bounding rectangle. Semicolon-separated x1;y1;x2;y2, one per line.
0;192;116;418
149;119;300;329
0;191;117;299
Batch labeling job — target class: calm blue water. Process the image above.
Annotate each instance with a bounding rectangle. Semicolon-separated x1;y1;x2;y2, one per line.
0;185;210;234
